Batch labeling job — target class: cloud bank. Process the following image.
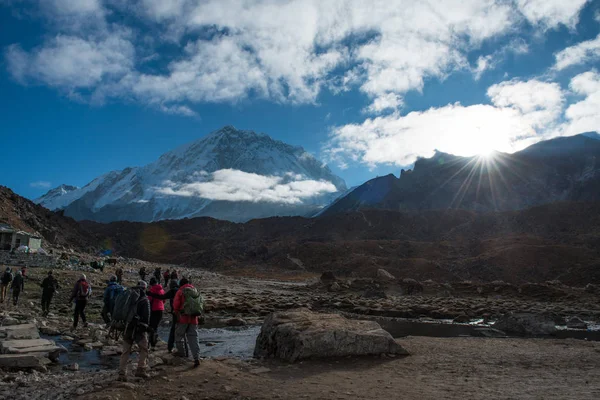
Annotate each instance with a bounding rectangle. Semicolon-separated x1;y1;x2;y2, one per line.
156;169;338;204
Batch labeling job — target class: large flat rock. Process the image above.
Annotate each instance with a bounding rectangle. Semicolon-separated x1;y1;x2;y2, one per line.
254;308;409;362
0;353;51;369
1;339;56;350
0;324;40;340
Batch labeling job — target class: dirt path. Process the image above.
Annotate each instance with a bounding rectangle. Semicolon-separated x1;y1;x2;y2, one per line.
76;336;600;400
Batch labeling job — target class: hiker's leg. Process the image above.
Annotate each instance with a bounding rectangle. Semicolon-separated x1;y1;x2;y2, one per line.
174;323;188;356
119;340;133;375
137;334;149;371
73;302;79;328
149;311;161;347
186;324;201;361
167;314;176;352
12;289;19;306
1;285;6;302
41;294;47;313
80;300;87;324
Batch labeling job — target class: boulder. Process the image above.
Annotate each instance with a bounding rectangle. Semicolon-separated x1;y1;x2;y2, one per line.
328;282;341;292
364;287;387;299
226;318;247;327
493;313;557;336
566;317;588;330
0;324;40;340
376;269;395;281
254;308;408;362
0;353;51;369
320;271;336;285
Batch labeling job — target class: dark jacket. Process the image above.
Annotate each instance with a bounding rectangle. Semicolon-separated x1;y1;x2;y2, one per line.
103;281;122;308
41;276;59;295
124;288;151;342
11;274;24;291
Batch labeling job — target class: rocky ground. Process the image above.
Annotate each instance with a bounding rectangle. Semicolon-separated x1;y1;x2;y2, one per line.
0;262;600;399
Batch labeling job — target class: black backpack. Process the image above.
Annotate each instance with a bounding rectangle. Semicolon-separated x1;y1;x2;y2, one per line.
1;272;12;285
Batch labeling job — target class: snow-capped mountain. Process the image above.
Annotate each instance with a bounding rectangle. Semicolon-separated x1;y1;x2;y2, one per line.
35;126;347;222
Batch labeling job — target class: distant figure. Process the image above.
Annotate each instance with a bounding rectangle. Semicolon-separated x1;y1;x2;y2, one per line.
102;276;123;324
173;277;204;368
20;266;27;278
1;267;13;302
163;268;170;288
115;267;124;284
148;277;165;350
11;270;24;306
139;267;147;282
118;281;151;381
40;271;59;316
70;274;91;329
170;269;178;282
153;267;161;284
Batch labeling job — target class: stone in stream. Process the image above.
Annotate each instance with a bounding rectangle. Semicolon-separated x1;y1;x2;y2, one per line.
493;313;557;336
254;308;409;362
0;353;52;369
0;324;40;340
566;317;588;330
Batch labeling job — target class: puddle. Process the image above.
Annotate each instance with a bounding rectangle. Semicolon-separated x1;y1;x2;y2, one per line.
42;325;261;371
158;325;261;360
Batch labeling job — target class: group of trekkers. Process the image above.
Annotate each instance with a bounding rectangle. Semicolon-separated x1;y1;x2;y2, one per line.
1;266;26;305
99;269;203;381
138;266;178;288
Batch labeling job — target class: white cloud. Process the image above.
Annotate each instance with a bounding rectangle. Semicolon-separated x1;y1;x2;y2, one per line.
6;34;134;91
554;34;600;71
474;55;494;80
365;93;402;114
516;0;589;29
30;181;52;189
326;78;566;167
564;70;600;135
156;169;338;204
2;0;591;116
487;79;564;128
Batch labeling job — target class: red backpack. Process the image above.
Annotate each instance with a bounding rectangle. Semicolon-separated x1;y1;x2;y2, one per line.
78;280;91;298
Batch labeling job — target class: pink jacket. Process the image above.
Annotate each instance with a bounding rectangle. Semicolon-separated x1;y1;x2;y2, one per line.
148;284;165;312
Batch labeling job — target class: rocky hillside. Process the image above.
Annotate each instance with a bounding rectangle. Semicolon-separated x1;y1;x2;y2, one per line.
36;126;346;223
84;201;600;286
323;133;600;215
0;186;97;251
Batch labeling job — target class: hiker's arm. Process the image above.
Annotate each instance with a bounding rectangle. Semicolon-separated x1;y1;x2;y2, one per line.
173;289;183;313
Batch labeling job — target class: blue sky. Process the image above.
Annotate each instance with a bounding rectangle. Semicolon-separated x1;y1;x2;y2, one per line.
1;0;600;200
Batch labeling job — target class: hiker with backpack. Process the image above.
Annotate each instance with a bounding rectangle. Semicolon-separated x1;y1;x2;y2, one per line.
170;269;178;282
153;267;161;284
40;271;59;316
148;277;165;350
102;276;123;324
70;274;91;329
163;268;170;288
117;280;151;381
1;267;13;303
11;270;24;306
173;277;204;367
139;267;147;282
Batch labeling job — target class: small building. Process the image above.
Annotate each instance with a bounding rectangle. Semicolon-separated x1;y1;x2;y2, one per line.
0;223;43;251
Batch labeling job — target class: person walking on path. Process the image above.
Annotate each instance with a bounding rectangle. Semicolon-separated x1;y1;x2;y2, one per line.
40;271;59;316
102;276;123;324
118;281;151;381
115;267;124;285
139;267;147;282
147;279;179;352
173;277;204;367
147;277;165;350
70;274;91;329
153;267;161;284
163;268;170;288
11;270;24;306
1;267;13;303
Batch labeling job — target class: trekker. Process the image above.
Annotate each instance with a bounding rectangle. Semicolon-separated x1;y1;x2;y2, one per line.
147;279;179;352
139;267;147;282
1;267;13;302
40;271;59;316
102;276;123;324
70;274;91;329
118;281;151;381
153;267;161;284
170;269;178;282
173;277;204;367
115;267;124;284
163;269;170;288
20;266;27;278
11;270;24;306
148;277;165;350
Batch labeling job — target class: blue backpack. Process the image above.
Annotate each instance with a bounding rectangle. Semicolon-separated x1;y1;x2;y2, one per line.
106;284;124;311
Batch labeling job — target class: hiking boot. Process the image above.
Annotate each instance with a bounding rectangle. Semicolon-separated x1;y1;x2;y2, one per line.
134;370;150;379
193;359;200;368
83;322;89;328
117;374;128;382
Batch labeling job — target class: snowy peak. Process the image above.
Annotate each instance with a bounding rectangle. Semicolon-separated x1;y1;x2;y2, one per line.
38;126;347;223
35;184;79;210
